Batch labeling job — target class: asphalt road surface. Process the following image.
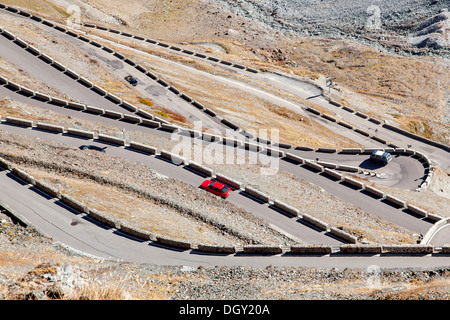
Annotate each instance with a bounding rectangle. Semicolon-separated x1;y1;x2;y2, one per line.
0;6;448;269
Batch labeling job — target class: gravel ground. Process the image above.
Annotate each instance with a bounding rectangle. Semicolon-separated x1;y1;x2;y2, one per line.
0;130;298;247
1;210;450;300
208;0;449;55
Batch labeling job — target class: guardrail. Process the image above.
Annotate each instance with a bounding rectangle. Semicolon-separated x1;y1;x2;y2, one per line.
0;73;439;233
0;9;245;132
0;4;445;252
78;22;260;74
2;4;445;176
0;155;447;255
0;115;361;244
323;98;450;152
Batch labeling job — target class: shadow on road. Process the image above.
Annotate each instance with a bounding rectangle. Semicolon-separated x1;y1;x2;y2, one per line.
359;159;385;170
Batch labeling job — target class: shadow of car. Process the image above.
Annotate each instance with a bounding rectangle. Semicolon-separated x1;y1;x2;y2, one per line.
79;145;106;153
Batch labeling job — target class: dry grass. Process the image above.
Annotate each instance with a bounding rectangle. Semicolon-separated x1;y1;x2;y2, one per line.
119;45;360;148
0;0;70;21
282;37;450;144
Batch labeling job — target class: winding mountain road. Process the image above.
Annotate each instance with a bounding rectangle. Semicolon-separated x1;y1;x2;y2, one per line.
0;4;449;269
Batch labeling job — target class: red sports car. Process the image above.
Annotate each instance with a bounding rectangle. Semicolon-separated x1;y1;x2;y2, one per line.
200;180;232;198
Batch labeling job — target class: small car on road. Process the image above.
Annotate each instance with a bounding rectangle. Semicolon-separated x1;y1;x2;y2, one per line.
124;75;138;86
200;180;232;199
79;145;106;153
369;150;392;165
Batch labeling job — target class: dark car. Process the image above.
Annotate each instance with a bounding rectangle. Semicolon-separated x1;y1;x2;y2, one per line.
200;180;232;199
79;145;106;153
124;75;138;86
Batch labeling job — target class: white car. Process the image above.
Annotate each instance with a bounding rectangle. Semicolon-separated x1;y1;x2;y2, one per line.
370;150;392;165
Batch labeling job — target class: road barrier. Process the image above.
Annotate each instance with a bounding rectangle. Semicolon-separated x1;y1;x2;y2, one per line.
242;245;283;255
342;176;365;190
321;114;337;122
222;137;242;147
103;110;123;120
159;150;186;165
97;133;126;146
5;116;33;127
384;194;406;208
322;168;343;181
406;204;428;218
34;180;60;198
303;160;324;172
355;111;369;119
285;153;305;164
338;121;353;129
203;108;216;117
354;128;371;136
0;6;441;255
381;245;434;254
316;161;337;169
329;227;357;244
274;142;292;149
273;200;299;217
136;109;154;119
289;245;333;255
306;107;321;115
156;236;192;250
19;87;36;97
88;209;119;228
187;161;214;177
244;142;264;152
363;185;385;198
202;133;221;142
196;244;236;254
160;123;180;132
119;223;153;241
66;128;95;139
85;106;104;115
339;244;382;254
128;142;157;155
329;100;341;107
11;167;35;185
0;153;446;255
337;165;360;172
122;114;142;124
140;119;161;128
60;193;89;214
244;186;271;203
36;122;65;133
215;174;242;190
300;213;329;231
263;147;285;157
179;128;201;137
317;148;336;153
339;148;363;154
221;119;240;130
50;97;68;106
